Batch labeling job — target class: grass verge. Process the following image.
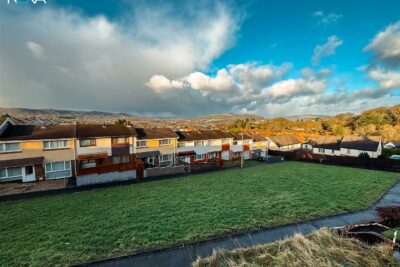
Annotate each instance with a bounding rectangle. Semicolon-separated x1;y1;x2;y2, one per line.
0;161;397;266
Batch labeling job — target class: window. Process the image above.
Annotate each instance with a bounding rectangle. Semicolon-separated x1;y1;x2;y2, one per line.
160;154;173;162
318;148;325;153
0;167;23;181
178;142;185;148
210;140;219;145
45;161;71;179
222;139;230;144
0;142;21;153
136;140;148;148
195;154;205;160
43;140;68;150
194;141;204;147
80;139;96;147
208;152;217;159
146;157;155;165
347;149;351;154
112;155;130;164
233;141;238;145
112;137;129;144
159;139;171;146
80;159;96;169
332;149;334;154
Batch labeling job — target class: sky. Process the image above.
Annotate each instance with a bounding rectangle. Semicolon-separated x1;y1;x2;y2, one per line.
0;0;399;117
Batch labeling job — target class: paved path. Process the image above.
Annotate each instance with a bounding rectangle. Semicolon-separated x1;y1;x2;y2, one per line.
79;181;400;267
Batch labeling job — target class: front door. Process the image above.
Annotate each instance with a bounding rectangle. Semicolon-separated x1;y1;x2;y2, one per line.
23;166;36;182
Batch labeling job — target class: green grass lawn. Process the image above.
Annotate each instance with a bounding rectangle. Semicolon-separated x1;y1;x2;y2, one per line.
0;162;397;266
383;228;400;241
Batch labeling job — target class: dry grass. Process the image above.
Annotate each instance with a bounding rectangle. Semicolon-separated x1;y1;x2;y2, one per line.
193;228;400;267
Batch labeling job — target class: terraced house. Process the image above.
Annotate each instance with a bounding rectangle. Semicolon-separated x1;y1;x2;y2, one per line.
0;118;76;183
74;124;137;186
134;128;178;166
176;130;234;164
229;132;253;160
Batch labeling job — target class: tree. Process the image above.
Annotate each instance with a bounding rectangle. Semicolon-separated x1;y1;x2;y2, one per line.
358;152;370;159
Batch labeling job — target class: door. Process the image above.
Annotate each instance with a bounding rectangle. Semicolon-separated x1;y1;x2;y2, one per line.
23;166;36;182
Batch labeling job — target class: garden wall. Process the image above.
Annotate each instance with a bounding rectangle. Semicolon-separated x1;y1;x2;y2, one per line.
144;166;185;178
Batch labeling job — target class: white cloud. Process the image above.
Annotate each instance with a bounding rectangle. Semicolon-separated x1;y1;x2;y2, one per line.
313;11;342;25
368;68;400;89
364;20;400;67
0;3;240;116
146;75;185;92
26;41;44;59
312;35;343;65
263;78;326;100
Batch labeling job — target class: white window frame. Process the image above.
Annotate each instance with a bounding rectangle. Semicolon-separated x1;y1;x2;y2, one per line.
160;154;173;162
0;167;23;180
79;139;96;147
0;142;21;153
136;140;148;148
43;140;69;150
112;137;129;145
194;141;204;147
318;148;325;153
45;161;72;180
195;154;205;160
178;142;185;148
347;148;351;154
222;139;230;144
159;139;172;146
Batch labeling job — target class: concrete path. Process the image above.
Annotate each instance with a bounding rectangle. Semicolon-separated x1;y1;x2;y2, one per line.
78;181;400;267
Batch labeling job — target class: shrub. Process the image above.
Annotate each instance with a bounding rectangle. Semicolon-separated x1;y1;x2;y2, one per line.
375;206;400;227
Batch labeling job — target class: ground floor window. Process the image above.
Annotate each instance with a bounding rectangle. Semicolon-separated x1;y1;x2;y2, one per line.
112;155;130;164
45;161;71;180
208;152;217;159
195;154;205;160
233;152;241;158
80;160;96;169
0;167;23;181
159;154;173;167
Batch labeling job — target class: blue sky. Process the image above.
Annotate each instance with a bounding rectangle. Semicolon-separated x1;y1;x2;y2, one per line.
1;0;399;117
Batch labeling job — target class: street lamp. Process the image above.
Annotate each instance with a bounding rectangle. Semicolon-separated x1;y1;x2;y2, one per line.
240;133;244;168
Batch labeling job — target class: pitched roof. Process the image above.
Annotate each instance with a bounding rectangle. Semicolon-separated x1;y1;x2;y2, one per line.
267;134;301;147
251;134;268;142
176;130;233;141
135;128;178;140
76;124;134;138
313;136;342;150
0;125;76;141
229;132;253;140
340;136;382;152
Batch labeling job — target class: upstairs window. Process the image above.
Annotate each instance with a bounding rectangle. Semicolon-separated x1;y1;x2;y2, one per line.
43;140;68;150
178;142;185;148
347;149;351;154
0;142;21;153
194;141;204;147
112;137;129;145
159;139;171;146
136;140;148;148
318;148;325;153
222;139;230;144
79;139;96;147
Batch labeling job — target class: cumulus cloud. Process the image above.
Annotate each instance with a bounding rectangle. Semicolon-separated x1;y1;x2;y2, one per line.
0;2;240;116
313;11;342;25
312;36;343;65
368;68;400;89
364;20;400;67
145;75;185;92
263;78;326;100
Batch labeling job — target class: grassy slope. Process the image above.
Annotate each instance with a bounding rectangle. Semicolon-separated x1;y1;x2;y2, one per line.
193;228;399;267
0;162;397;266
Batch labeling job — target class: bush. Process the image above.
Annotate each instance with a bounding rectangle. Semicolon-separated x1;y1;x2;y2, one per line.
359;152;370;159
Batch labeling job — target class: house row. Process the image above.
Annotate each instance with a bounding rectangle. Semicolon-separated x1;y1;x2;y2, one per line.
310;135;383;158
0;117;264;185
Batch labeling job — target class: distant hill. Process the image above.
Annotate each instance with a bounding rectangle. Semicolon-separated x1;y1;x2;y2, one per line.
0;108;133;118
283;114;332;121
195;113;264;121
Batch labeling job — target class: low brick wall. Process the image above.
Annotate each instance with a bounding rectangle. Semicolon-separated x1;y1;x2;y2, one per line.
76;170;136;186
144;166;185;178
